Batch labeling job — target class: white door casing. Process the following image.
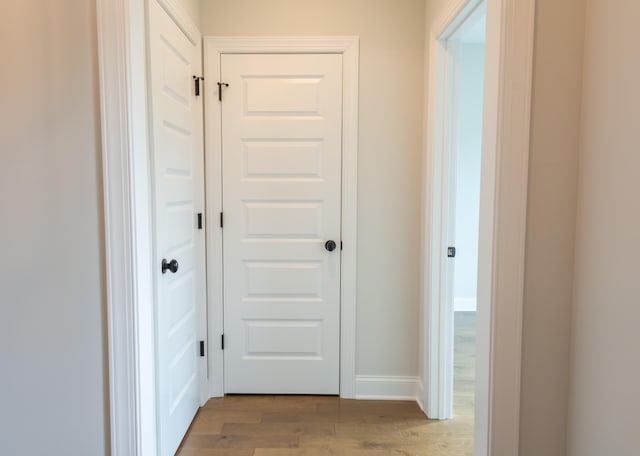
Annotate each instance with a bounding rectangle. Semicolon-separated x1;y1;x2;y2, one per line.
148;1;206;454
221;54;343;394
203;37;359;399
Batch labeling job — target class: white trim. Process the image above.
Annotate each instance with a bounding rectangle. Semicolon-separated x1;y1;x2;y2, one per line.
97;0;148;454
202;37;360;54
129;2;156;454
202;39;224;398
355;376;420;401
441;33;462;422
98;0;200;454
422;0;535;455
454;298;478;312
477;0;535;453
203;36;359;399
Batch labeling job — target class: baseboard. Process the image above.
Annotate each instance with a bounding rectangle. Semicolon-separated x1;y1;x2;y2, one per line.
415;380;426;413
354;376;420;401
454;297;477;312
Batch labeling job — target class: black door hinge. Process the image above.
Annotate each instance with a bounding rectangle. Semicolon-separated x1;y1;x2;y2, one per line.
217;82;229;101
193;76;204;96
341;241;343;251
197;212;203;230
221;334;225;350
220;212;224;228
447;247;456;258
199;340;205;357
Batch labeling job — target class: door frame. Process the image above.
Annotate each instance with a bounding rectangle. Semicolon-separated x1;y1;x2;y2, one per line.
421;0;535;455
202;37;360;399
426;1;486;422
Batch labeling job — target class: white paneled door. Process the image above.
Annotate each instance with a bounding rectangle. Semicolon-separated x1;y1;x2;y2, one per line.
221;54;343;394
148;1;206;455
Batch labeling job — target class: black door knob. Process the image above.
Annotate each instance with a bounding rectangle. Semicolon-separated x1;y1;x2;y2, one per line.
162;258;179;274
325;240;337;252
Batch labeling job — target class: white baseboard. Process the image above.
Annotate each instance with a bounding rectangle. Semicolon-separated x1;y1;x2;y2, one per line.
354;376;420;401
454;297;477;312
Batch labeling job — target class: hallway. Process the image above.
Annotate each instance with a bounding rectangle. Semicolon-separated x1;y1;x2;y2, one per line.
176;314;476;455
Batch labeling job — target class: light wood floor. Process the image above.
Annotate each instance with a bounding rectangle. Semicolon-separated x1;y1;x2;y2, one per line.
177;313;476;456
454;311;476;417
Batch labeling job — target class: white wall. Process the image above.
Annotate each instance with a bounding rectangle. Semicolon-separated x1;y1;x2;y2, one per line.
519;0;585;454
568;1;640;454
0;2;108;455
453;43;484;311
201;0;426;377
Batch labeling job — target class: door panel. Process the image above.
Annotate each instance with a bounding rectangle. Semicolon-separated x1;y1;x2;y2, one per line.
148;1;206;455
222;54;343;394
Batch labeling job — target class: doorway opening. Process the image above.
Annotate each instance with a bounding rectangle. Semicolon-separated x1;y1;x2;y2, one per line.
448;8;486;423
426;0;486;424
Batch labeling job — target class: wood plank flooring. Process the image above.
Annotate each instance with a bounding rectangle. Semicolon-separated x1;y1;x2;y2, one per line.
177;313;476;456
454;311;476;417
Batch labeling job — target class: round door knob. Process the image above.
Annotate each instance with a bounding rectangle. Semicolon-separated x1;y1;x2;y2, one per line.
325;240;337;252
162;258;179;274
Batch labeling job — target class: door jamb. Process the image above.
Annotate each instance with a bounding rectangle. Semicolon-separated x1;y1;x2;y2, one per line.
430;30;464;421
422;0;535;455
203;37;360;399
